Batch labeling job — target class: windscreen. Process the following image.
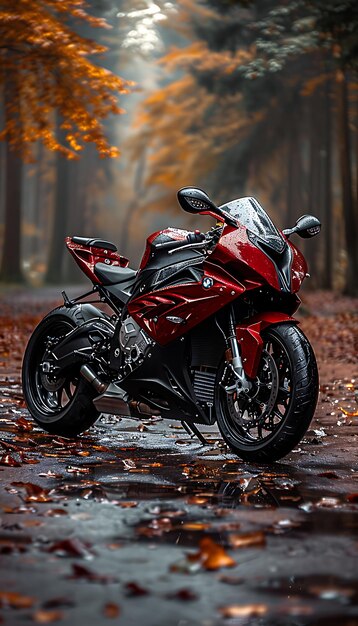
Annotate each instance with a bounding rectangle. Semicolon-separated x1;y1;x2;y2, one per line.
220;196;286;253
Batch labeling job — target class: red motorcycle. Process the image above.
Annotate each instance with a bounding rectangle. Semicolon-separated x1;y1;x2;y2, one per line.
22;188;320;462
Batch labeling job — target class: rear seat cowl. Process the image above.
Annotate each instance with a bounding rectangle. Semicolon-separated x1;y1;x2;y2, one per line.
71;237;117;252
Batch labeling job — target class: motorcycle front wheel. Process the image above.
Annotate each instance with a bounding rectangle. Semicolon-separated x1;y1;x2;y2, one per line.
216;323;319;463
22;307;100;437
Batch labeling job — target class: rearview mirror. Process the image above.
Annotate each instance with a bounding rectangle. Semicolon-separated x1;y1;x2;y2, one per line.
177;187;236;225
283;215;321;239
177;187;218;214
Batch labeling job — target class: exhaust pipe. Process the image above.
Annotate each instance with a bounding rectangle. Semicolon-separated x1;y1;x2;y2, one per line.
80;365;108;394
81;365;161;419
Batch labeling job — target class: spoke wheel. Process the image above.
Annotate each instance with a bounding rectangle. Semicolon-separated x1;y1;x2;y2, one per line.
224;340;291;445
216;323;319;463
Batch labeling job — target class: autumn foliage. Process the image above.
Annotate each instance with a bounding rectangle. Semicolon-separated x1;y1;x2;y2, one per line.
0;0;131;159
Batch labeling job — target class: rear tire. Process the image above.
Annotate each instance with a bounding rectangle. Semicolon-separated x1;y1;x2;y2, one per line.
216;323;319;463
22;306;100;437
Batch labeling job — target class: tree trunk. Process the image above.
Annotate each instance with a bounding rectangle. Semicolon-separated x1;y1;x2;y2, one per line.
321;79;333;290
0;73;23;283
46;127;70;284
305;90;322;286
286;97;303;226
337;70;358;296
119;151;147;257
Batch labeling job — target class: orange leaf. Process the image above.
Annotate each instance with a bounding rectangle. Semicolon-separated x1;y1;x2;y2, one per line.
219;604;267;618
189;537;236;571
339;407;358;417
228;531;266;549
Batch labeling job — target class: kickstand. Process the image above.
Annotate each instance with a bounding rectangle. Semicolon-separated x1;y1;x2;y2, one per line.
181;421;209;446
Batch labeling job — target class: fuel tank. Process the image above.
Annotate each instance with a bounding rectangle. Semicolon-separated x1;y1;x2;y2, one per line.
139;228;190;271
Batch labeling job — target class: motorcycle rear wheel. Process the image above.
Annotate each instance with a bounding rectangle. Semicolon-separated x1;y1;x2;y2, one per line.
22;307;100;437
216;323;319;463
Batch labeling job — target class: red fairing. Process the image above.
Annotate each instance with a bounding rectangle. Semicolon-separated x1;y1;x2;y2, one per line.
236;312;297;378
209;224;281;291
66;237;129;284
289;240;308;293
128;263;245;345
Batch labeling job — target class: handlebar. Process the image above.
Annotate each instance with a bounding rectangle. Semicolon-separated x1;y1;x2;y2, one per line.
154;230;206;251
154;226;223;253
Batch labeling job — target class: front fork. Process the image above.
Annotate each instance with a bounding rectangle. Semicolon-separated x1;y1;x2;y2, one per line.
225;308;251;394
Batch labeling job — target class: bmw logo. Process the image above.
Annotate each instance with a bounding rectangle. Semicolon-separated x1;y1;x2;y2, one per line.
202;277;214;289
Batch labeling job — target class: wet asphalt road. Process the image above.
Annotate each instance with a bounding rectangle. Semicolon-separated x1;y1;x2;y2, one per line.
0;287;357;626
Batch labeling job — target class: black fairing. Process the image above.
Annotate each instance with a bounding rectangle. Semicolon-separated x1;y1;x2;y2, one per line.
119;335;215;425
132;233;205;298
247;231;293;292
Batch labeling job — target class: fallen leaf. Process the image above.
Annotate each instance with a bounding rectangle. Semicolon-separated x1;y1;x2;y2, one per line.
103;603;120;618
22;519;43;528
0;453;21;467
186;495;209;505
137;517;173;537
219;604;267;618
38;471;62;479
0;540;28;554
15;416;33;432
66;466;90;475
0;591;35;608
12;482;53;503
117;501;138;508
122;459;136;470
339;407;358;417
68;564;116;584
188;537;236;571
346;493;358;503
3;505;37;514
125;582;149;596
106;543;122;551
166;589;198;601
228;531;266;549
318;471;340;479
47;538;93;558
42;598;75;609
32;610;63;623
44;509;68;517
180;522;210;531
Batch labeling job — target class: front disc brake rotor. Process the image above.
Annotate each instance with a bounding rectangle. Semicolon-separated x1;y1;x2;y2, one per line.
257;351;279;419
230;350;279;428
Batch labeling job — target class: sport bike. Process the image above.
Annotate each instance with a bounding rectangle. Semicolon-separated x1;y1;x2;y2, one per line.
22;188;321;462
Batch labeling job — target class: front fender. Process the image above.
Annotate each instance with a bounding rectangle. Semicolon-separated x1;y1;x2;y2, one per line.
236;312;297;379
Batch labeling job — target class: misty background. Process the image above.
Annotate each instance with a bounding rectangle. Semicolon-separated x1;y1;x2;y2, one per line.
0;0;357;295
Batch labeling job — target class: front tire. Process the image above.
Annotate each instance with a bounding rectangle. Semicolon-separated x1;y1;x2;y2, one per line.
216;323;319;463
22;307;100;437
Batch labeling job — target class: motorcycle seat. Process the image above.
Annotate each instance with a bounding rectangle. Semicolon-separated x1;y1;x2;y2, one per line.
94;262;137;286
71;236;117;252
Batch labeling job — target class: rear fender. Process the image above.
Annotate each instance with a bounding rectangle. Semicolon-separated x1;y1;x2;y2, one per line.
236;312;297;379
51;305;114;372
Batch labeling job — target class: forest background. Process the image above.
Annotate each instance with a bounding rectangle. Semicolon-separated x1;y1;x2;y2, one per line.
0;0;357;296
